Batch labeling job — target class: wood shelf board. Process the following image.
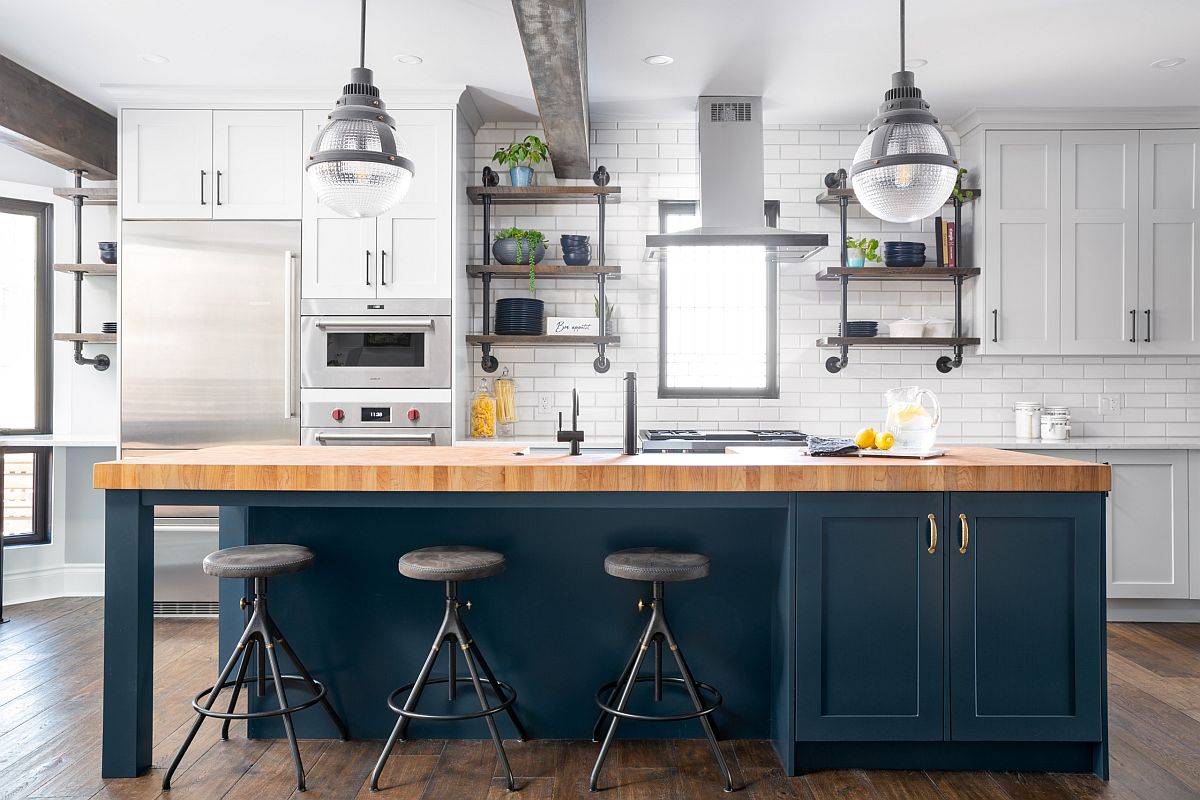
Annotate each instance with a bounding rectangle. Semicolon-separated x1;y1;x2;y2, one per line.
467;334;619;346
467;185;622;205
815;187;982;206
54;332;116;343
815;267;979;281
54;263;116;276
817;336;980;348
467;264;621;278
51;187;117;205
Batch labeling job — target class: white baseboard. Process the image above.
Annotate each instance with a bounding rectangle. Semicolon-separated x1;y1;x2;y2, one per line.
1107;598;1200;623
3;563;104;605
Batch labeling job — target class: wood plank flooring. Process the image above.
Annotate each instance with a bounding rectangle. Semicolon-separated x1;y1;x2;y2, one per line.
0;598;1197;799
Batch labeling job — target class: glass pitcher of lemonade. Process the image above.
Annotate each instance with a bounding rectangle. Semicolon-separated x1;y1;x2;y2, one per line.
883;386;941;453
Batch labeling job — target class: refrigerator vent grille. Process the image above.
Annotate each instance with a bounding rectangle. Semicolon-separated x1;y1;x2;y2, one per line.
154;601;218;618
709;101;752;123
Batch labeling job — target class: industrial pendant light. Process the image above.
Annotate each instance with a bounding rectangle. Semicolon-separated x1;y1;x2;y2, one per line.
306;0;414;218
850;0;957;223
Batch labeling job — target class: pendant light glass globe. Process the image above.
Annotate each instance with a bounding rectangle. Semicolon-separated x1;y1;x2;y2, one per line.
851;121;957;223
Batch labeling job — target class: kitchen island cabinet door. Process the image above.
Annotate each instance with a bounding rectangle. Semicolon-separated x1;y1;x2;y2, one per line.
1105;450;1190;599
794;493;944;741
948;493;1103;742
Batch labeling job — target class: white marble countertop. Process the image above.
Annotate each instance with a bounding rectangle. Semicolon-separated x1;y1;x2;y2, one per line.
457;435;1200;452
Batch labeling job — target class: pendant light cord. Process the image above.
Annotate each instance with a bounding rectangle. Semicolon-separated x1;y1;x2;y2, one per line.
359;0;367;68
899;0;905;72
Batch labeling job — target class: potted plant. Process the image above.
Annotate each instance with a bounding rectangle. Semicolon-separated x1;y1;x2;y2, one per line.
594;296;616;336
845;237;880;268
951;167;976;203
493;226;546;289
491;135;550;187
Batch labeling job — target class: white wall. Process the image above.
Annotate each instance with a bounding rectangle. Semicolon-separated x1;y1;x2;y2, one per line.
468;121;1200;440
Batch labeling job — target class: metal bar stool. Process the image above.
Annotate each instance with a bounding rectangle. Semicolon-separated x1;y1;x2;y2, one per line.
370;546;529;792
589;547;735;793
163;544;348;792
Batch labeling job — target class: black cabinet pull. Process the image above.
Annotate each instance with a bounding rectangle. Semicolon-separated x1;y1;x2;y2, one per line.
215;170;223;205
365;250;371;285
381;250;388;285
991;309;998;343
1129;309;1136;343
199;170;206;205
1144;309;1151;343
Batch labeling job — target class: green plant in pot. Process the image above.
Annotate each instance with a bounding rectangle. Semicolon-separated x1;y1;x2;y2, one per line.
594;295;616;335
491;135;550;187
493;227;547;293
844;237;881;267
951;168;976;204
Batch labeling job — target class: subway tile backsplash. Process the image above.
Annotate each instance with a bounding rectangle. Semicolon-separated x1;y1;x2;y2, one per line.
468;121;1200;440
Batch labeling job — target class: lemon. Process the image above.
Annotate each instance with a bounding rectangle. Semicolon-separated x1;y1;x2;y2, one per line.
894;403;930;424
853;427;876;449
877;431;896;451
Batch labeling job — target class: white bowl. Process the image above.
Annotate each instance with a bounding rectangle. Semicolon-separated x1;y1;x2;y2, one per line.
924;319;954;337
888;319;927;338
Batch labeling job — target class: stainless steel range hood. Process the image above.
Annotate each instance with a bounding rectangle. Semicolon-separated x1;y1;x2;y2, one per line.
645;96;827;261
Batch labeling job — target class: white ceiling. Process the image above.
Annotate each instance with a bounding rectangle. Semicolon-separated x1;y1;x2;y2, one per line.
0;0;1198;124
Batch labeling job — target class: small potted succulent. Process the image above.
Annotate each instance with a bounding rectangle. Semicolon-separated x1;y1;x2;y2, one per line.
491;134;550;187
844;237;880;268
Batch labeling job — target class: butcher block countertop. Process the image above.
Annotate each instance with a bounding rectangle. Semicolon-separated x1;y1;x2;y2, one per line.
93;445;1111;493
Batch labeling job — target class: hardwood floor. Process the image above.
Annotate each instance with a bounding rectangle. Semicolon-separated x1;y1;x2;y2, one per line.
0;598;1197;799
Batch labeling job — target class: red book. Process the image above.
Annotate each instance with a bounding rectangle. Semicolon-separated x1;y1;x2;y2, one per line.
946;221;957;268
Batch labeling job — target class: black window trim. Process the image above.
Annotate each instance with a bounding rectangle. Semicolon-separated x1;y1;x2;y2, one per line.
657;199;780;400
1;447;51;546
0;196;53;436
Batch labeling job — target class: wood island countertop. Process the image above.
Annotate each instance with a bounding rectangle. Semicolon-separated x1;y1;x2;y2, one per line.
93;445;1111;493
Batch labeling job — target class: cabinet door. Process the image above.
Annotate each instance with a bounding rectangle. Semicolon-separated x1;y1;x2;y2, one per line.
983;130;1061;354
1060;131;1139;354
1106;450;1189;598
794;493;943;741
212;111;303;219
1138;130;1200;355
949;493;1103;741
121;109;212;219
377;110;451;299
301;217;377;299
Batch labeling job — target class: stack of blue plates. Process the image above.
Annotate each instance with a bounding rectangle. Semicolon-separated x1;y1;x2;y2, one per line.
883;241;926;267
495;297;544;335
839;320;879;338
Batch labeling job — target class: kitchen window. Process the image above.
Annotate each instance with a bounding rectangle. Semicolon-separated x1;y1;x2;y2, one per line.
657;200;780;399
1;196;53;546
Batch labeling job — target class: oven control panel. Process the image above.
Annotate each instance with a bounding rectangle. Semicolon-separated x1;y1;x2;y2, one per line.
302;398;452;429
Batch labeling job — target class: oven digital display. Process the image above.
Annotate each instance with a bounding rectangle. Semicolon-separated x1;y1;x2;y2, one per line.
361;407;391;423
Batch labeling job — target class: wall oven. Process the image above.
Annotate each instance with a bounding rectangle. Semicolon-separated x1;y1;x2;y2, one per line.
301;389;451;446
301;299;451;389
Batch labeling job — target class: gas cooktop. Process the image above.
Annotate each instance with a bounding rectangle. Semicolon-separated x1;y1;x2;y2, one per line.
639;429;808;453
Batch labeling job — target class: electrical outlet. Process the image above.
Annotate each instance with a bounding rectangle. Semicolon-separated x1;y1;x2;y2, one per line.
536;393;554;419
1098;394;1122;416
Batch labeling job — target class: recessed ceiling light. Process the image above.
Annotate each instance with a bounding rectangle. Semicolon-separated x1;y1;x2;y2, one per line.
137;53;169;64
1150;57;1186;69
392;53;423;64
905;58;928;69
643;54;674;66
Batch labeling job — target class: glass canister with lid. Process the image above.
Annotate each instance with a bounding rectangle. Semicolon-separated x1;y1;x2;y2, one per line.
1040;406;1071;441
494;367;517;438
469;378;497;439
1014;402;1042;439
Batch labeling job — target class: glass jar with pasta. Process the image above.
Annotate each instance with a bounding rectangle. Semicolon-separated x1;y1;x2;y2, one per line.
494;367;517;438
469;378;497;439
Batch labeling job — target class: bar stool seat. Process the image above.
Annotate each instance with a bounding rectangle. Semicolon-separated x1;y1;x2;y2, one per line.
202;544;315;578
604;547;710;582
398;545;505;582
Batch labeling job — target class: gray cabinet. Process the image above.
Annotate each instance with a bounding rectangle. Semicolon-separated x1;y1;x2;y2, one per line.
1105;450;1190;599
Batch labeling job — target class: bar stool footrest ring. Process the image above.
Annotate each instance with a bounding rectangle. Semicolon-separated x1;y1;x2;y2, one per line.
387;676;517;722
595;676;723;722
193;674;326;720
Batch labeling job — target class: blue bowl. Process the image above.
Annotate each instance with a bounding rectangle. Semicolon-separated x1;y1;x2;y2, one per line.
563;250;592;266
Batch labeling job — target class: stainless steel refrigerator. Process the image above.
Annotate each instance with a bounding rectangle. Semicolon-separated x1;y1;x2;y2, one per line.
121;221;301;614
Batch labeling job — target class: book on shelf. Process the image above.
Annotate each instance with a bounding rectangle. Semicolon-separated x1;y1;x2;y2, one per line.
934;217;945;268
946;221;957;268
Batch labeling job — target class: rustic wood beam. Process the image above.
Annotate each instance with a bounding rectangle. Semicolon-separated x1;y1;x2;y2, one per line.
0;55;117;180
510;0;591;180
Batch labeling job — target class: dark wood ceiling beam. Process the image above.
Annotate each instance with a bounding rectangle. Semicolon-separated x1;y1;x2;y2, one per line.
0;55;117;180
510;0;591;180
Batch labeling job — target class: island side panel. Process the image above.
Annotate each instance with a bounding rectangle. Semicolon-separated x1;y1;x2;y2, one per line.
101;490;154;778
230;494;792;741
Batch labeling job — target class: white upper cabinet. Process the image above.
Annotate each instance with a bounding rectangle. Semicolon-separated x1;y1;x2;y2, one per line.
212;111;303;219
301;217;377;299
983;130;1061;354
123;109;302;220
1060;131;1139;355
122;110;212;219
1138;129;1200;354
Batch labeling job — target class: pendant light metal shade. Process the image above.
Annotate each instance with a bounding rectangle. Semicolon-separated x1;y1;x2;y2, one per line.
305;2;414;218
850;1;957;223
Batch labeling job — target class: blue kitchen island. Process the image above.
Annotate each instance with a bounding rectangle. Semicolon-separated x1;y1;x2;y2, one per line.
94;445;1112;780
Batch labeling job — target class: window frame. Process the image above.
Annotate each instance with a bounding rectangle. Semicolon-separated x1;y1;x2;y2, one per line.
0;196;53;436
656;199;780;400
1;447;51;546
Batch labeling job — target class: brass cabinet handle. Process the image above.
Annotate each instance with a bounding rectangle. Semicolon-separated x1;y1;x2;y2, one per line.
927;514;938;554
959;513;969;555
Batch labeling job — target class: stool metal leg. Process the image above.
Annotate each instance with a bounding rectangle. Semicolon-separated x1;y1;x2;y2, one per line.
268;618;350;741
263;638;306;792
661;619;735;792
370;624;446;791
466;638;529;742
653;637;664;702
459;638;515;791
591;636;644;742
221;637;255;740
589;616;655;792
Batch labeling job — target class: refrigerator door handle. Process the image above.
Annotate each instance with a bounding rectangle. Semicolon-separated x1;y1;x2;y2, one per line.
283;250;298;419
